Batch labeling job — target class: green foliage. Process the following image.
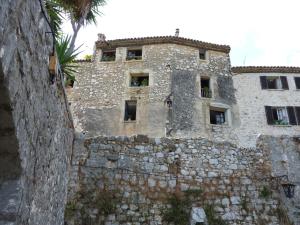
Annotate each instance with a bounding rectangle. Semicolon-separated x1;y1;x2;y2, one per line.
161;190;227;225
84;54;92;61
45;0;64;38
93;189;119;216
54;0;106;25
204;204;228;225
162;195;191;225
141;78;148;86
241;197;248;212
85;0;107;25
183;189;203;198
65;201;77;220
274;120;289;125
260;186;272;199
56;35;81;84
65;188;120;224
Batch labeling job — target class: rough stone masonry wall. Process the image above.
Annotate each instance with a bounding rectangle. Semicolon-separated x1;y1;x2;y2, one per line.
0;1;73;225
257;135;300;225
233;73;300;148
69;44;239;143
66;135;287;225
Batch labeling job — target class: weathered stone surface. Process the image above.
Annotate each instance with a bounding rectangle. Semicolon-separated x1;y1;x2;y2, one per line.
68;43;239;143
66;135;288;225
190;207;207;225
233;72;300;147
0;1;74;225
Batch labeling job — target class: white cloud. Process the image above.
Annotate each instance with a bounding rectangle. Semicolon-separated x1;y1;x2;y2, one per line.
63;0;300;66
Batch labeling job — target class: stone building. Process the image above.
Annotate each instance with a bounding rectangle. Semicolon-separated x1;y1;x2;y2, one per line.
66;32;300;225
69;33;300;148
232;66;300;147
69;32;239;144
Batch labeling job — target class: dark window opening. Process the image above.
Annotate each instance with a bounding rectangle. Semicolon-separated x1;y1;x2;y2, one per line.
265;106;300;125
127;49;142;60
201;77;211;98
260;76;289;90
295;77;300;89
210;109;226;125
195;223;205;225
124;100;137;121
101;50;116;61
199;49;206;60
130;73;149;87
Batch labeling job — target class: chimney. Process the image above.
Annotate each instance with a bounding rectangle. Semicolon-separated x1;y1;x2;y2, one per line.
97;33;106;42
175;28;179;37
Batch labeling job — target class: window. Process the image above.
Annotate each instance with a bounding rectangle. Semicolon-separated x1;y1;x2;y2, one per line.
101;50;116;61
260;76;289;90
124;100;137;121
200;77;211;98
265;106;300;125
130;73;149;87
295;77;300;89
210;108;226;125
199;49;206;60
126;48;142;60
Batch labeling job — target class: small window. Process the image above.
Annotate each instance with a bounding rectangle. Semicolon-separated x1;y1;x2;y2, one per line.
200;77;211;98
260;76;289;90
267;77;282;89
295;77;300;89
272;107;289;125
199;49;206;60
127;49;142;60
210;108;226;125
101;50;116;61
130;73;149;87
265;106;300;125
124;100;137;121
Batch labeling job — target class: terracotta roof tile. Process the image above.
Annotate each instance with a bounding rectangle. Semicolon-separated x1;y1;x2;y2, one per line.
95;36;230;53
232;66;300;74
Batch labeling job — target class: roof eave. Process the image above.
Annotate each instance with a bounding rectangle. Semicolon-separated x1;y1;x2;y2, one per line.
95;36;230;53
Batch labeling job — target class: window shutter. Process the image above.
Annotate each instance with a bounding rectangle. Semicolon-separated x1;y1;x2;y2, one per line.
280;76;289;89
295;77;300;89
287;107;297;125
260;76;267;89
265;106;273;125
295;107;300;125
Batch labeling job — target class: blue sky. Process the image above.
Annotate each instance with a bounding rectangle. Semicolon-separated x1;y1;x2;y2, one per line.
63;0;300;66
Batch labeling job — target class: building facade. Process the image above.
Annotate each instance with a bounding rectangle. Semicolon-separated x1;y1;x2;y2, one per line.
68;34;300;148
66;34;300;225
232;67;300;147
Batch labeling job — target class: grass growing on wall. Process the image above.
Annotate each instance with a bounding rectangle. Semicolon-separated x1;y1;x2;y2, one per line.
161;189;227;225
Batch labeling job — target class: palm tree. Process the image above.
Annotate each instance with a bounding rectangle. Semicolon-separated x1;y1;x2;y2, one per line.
56;35;81;86
45;0;64;38
58;0;106;51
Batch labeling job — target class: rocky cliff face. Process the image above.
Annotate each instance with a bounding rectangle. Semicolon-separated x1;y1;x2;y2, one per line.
0;1;73;225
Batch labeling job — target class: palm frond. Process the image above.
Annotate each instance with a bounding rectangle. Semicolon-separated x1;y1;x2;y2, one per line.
56;35;82;82
45;0;64;38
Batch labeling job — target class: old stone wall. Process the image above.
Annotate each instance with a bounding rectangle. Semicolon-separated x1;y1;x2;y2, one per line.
68;44;239;143
66;135;291;225
233;73;300;147
0;1;73;225
257;136;300;224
